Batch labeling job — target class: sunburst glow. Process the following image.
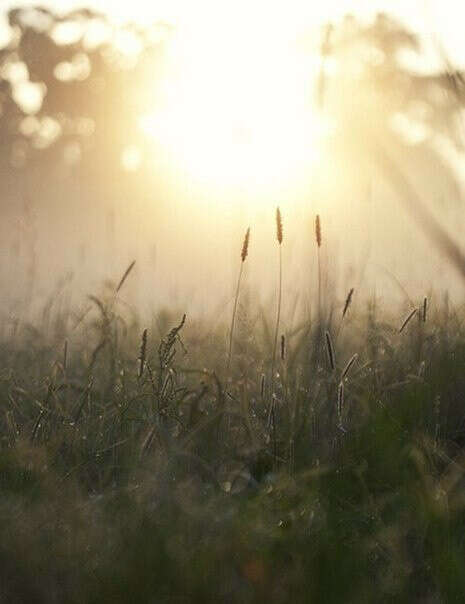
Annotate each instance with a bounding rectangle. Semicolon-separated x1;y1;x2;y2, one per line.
139;11;329;198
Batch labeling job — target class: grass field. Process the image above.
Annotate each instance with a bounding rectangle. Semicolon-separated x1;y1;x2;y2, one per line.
1;253;464;603
2;5;465;603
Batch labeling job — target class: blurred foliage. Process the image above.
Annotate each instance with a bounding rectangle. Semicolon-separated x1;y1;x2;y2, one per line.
0;5;170;177
314;13;465;200
0;7;463;200
1;10;465;595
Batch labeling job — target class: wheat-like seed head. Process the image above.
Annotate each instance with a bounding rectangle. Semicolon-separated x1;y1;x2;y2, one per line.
337;381;344;420
138;328;148;378
341;353;358;380
325;330;335;371
315;215;322;248
241;227;250;262
116;260;136;294
342;288;354;319
399;308;417;333
276;207;283;244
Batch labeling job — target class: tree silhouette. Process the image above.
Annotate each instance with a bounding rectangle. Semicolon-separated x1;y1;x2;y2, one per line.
0;5;464;279
314;13;465;277
317;13;463;189
0;6;171;178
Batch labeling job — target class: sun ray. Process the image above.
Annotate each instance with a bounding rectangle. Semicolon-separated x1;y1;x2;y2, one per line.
138;8;331;202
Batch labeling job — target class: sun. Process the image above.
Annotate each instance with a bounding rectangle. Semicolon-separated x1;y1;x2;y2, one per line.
139;10;328;201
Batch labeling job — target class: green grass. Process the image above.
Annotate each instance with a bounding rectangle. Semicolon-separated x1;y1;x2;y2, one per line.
1;289;464;603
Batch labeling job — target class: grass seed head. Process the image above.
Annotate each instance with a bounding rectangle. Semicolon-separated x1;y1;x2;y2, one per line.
138;328;148;378
315;215;322;248
276;207;283;245
337;381;344;421
325;330;335;371
399;308;417;333
341;353;358;380
116;260;136;294
342;288;354;319
241;227;250;262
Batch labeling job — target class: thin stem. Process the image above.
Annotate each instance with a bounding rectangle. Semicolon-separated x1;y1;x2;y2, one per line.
317;247;322;322
269;245;282;458
227;262;244;370
271;245;282;387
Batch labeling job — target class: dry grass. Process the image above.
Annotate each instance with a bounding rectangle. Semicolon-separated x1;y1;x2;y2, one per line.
227;227;250;370
0;204;465;603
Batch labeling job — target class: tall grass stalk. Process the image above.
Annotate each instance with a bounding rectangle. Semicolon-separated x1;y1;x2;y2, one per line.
227;227;250;370
269;208;283;456
271;207;283;385
138;328;147;378
337;287;355;341
116;260;136;294
341;353;358;380
325;329;335;371
399;308;418;333
337;381;344;427
315;214;322;320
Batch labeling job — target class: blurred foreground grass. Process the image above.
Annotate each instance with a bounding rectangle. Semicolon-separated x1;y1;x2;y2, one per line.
1;288;465;603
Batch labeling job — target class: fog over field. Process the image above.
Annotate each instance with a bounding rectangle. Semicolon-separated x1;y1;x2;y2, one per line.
1;5;465;602
0;2;464;325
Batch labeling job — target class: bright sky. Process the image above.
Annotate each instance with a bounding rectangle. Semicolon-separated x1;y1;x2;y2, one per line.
2;0;464;198
2;0;465;68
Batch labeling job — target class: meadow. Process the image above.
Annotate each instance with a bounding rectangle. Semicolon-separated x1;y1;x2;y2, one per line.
1;211;465;603
1;5;465;602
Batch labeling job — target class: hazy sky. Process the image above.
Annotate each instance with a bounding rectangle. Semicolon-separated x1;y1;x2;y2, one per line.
2;0;465;68
1;0;464;310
